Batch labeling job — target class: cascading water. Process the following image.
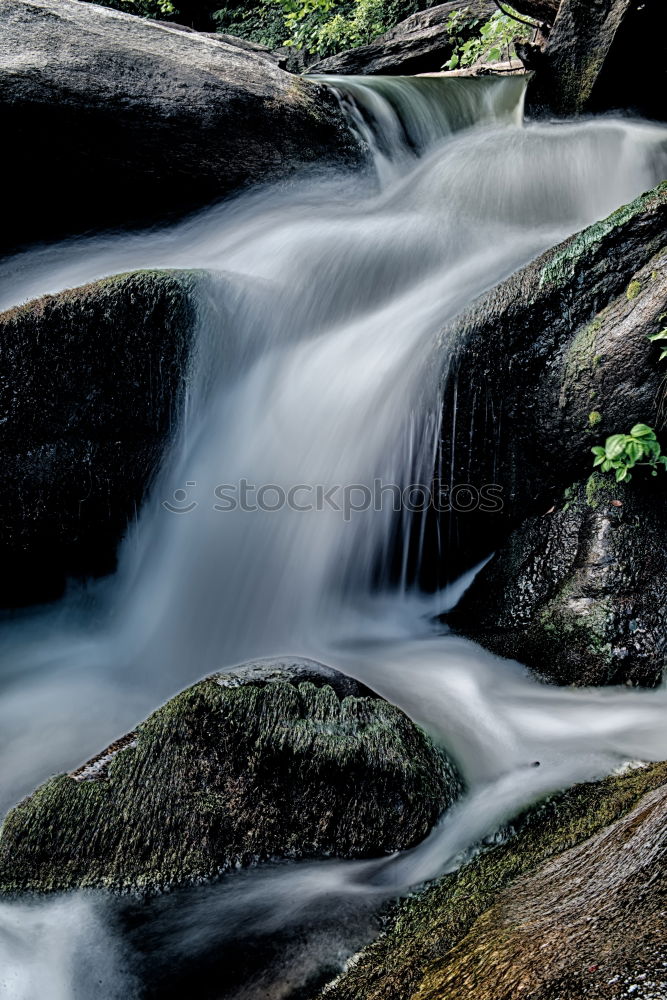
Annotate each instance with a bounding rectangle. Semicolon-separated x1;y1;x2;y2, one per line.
1;75;667;998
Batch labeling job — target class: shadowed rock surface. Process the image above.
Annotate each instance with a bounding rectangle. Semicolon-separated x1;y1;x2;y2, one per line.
0;270;203;606
523;0;666;121
308;1;496;76
0;0;364;254
316;762;667;1000
434;180;667;578
450;474;667;687
0;658;461;894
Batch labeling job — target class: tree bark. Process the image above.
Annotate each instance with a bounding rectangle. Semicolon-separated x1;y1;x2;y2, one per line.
503;0;560;24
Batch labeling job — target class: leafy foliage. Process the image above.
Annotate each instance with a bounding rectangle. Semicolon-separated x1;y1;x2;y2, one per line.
647;319;667;362
443;6;532;70
591;424;667;483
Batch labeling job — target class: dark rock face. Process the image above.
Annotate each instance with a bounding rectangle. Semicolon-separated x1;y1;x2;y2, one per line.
308;0;496;76
449;474;667;687
0;658;461;894
0;0;363;255
320;761;667;1000
435;181;667;576
0;270;202;606
525;0;666;121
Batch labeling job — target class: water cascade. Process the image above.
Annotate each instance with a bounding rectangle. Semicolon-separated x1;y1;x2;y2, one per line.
1;75;667;997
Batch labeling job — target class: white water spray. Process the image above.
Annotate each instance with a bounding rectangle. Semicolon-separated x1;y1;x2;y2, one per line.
1;76;667;998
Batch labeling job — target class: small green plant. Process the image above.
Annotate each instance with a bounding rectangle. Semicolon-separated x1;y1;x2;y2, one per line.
591;424;667;483
647;318;667;361
443;6;531;71
588;410;602;427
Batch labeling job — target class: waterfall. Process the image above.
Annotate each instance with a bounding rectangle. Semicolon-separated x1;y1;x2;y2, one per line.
1;74;667;998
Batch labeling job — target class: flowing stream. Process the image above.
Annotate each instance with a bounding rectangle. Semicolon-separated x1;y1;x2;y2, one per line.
1;75;667;998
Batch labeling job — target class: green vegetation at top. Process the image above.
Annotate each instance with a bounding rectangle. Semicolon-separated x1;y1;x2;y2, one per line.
82;0;533;66
443;6;532;70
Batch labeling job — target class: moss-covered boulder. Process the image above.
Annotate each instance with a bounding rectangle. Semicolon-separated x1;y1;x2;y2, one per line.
0;270;203;606
449;473;667;686
0;658;461;895
317;761;667;1000
436;181;667;576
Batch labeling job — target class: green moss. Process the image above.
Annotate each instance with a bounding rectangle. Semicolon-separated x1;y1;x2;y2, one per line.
539;180;667;289
585;471;623;509
588;410;602;427
322;762;667;1000
0;670;459;896
626;280;642;300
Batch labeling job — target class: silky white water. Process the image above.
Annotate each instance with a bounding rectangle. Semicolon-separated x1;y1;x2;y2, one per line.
1;76;667;998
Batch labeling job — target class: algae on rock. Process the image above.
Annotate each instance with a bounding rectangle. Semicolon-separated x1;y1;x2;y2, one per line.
318;761;667;1000
0;659;461;895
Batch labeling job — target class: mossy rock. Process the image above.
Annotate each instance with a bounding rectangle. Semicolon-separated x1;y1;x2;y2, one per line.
0;658;461;895
448;473;667;686
318;761;667;1000
437;180;667;576
0;269;204;606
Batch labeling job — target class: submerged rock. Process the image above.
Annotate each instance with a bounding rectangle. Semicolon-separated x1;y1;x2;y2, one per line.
449;474;667;687
0;0;363;254
308;0;496;76
0;658;461;894
436;180;667;575
523;0;665;121
0;270;202;606
318;761;667;1000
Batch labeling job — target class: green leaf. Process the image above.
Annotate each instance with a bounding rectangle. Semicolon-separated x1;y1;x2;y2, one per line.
615;466;628;482
605;434;629;460
487;46;501;61
602;459;614;472
647;329;667;342
593;455;605;467
630;423;655;438
626;440;643;463
591;446;606;456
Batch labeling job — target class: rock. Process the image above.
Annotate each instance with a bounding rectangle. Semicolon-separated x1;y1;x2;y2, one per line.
449;474;667;686
0;270;203;606
0;658;461;894
524;0;666;121
510;0;559;22
308;1;496;76
317;761;667;1000
434;180;667;577
0;0;363;255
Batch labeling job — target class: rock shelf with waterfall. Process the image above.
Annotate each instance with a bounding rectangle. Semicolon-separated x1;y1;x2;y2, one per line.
0;2;666;997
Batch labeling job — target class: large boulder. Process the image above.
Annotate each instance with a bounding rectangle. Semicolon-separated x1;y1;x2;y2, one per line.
0;270;203;606
433;181;667;578
308;1;496;76
522;0;666;121
0;659;461;894
0;0;363;255
317;761;667;1000
449;474;667;687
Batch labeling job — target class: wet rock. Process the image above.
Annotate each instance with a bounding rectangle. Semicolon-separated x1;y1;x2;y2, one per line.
449;474;667;687
524;0;666;121
0;658;461;894
308;0;496;76
318;761;667;1000
0;270;202;606
0;0;363;255
435;180;667;575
